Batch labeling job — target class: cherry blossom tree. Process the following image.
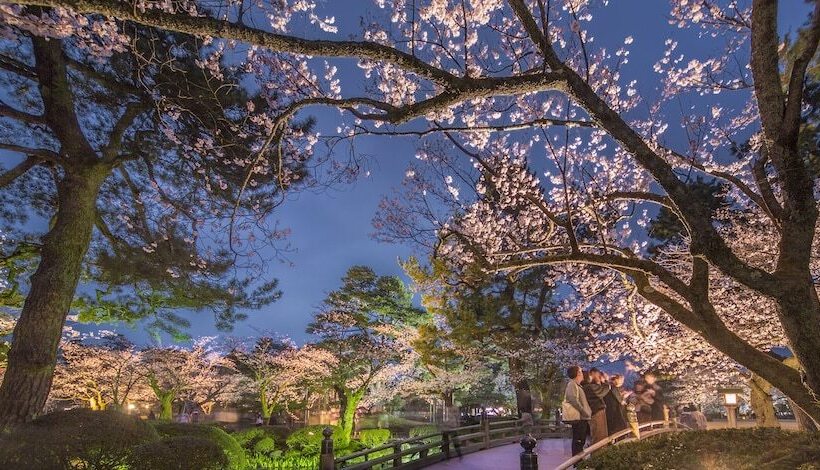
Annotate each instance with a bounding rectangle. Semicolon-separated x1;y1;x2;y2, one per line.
49;336;150;411
228;336;332;420
142;339;237;419
3;0;820;423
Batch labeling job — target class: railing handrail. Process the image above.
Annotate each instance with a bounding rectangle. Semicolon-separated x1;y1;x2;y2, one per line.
553;420;691;470
332;418;569;469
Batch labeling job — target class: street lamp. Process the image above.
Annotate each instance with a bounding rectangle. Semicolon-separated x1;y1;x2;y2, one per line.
718;388;744;428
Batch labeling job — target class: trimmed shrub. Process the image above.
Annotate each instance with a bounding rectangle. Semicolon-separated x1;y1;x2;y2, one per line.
409;425;441;441
285;425;343;455
130;436;228;470
152;423;246;469
358;428;391;448
579;428;820;470
233;427;276;454
0;408;158;470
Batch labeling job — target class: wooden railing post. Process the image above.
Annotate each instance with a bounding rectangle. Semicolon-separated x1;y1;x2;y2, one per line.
392;442;402;467
442;431;451;459
481;410;490;449
320;427;335;470
520;435;537;470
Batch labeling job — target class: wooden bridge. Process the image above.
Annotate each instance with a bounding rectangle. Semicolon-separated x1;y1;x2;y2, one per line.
317;418;688;470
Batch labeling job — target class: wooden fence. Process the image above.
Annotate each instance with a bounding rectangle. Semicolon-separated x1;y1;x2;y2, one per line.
318;418;570;470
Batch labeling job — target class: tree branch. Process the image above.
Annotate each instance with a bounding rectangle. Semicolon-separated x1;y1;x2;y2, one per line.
0;54;36;79
0;142;59;163
0;101;45;125
783;0;820;141
750;0;786;151
103;101;147;162
11;0;458;86
0;156;40;188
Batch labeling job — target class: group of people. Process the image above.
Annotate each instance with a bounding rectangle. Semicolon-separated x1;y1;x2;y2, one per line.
562;365;666;456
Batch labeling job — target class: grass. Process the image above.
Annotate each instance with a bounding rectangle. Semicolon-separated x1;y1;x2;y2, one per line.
579;428;820;470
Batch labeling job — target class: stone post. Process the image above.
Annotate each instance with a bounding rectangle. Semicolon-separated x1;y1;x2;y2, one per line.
320;427;335;470
520;434;538;470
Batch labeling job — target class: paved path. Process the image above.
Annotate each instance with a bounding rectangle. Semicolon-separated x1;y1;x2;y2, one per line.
425;438;572;470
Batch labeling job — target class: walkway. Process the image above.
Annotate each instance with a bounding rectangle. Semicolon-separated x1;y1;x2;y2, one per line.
425;438;572;470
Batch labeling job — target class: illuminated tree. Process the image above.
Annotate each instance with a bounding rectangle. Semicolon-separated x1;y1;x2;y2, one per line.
142;339;237;419
405;259;583;415
229;337;332;419
308;265;424;446
50;336;149;411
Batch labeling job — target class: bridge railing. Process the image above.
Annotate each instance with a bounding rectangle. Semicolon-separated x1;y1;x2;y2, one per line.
320;417;570;470
553;419;692;470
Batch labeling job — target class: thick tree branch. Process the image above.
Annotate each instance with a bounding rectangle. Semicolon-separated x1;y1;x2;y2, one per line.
0;142;59;163
102;101;147;162
752;153;784;222
349;116;595;137
31;36;96;161
783;0;820;141
0;101;45;125
0;155;40;188
604;191;674;210
0;54;36;79
750;0;786;151
10;0;458;86
507;0;562;68
490;251;692;300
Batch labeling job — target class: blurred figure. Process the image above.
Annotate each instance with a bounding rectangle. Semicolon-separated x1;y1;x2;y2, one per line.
604;374;628;435
582;368;611;444
632;381;654;423
644;372;666;421
678;404;708;430
562;365;591;456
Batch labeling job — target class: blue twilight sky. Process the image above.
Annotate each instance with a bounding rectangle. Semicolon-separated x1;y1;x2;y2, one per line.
2;1;812;346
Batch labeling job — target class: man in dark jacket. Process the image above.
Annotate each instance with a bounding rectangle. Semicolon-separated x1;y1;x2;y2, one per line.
603;374;628;434
582;368;611;443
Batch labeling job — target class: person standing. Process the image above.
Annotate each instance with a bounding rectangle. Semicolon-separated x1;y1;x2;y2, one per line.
562;365;592;456
644;372;665;421
604;374;628;435
583;369;611;444
632;381;654;423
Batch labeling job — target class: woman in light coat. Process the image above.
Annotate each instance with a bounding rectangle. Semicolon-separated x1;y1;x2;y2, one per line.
562;365;592;456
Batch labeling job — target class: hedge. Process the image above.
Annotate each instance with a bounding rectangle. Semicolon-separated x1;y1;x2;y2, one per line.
0;408;158;470
579;428;820;470
358;428;391;448
130;436;228;470
285;425;344;455
152;423;246;469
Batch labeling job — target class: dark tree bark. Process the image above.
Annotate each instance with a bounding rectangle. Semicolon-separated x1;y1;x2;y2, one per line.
509;357;533;416
0;165;107;425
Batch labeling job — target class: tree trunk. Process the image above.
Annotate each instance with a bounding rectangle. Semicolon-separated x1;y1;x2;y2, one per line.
259;384;271;419
748;374;778;428
783;357;820;431
509;357;533;416
0;166;106;425
337;387;364;448
775;284;820;405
